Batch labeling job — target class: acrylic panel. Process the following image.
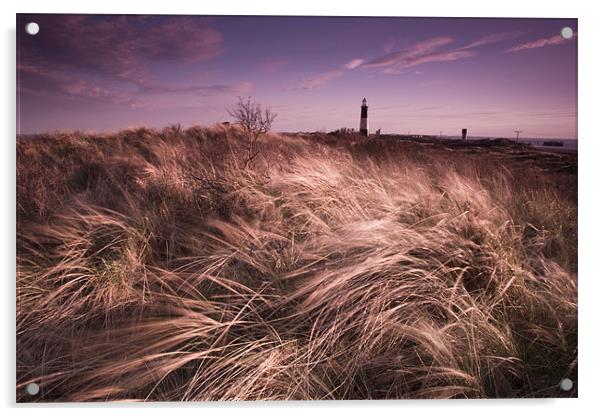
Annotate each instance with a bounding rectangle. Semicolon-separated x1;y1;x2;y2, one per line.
16;14;577;402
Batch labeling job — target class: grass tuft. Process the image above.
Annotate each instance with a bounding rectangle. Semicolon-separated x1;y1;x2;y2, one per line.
17;126;577;401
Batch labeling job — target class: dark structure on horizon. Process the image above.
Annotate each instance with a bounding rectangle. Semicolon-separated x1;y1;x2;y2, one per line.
514;130;523;142
360;98;368;136
462;128;467;141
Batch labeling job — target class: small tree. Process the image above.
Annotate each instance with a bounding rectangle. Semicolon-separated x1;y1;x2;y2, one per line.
227;96;277;168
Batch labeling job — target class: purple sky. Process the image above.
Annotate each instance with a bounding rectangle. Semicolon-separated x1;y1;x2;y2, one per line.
17;15;577;138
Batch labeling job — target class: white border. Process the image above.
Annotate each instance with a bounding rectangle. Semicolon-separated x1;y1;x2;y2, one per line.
2;1;601;415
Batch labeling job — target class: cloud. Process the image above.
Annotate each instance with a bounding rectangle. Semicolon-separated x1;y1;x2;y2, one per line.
303;58;362;87
298;31;517;89
195;82;254;96
382;68;404;75
344;59;365;69
383;41;396;54
259;58;289;72
401;49;475;68
360;32;516;72
17;64;142;107
362;37;454;68
298;32;516;88
17;15;233;106
459;31;521;50
507;34;576;52
20;15;223;86
18;63;251;108
135;79;254;96
302;70;345;89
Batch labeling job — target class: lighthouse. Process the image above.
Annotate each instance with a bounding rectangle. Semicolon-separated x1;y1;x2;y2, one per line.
360;98;368;136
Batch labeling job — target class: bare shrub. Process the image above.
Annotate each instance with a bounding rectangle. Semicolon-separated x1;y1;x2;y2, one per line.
227;96;277;168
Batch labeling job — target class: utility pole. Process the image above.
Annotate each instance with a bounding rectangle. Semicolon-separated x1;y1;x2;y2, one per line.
514;130;523;142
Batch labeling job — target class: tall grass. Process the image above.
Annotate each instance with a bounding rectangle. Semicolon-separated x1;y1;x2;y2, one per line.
16;125;577;401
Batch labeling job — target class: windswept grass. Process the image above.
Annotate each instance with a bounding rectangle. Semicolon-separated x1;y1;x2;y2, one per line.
17;125;577;401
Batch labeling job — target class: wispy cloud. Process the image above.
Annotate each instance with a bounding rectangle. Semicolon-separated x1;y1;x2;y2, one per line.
344;59;365;69
360;32;519;72
402;49;475;69
459;31;520;50
18;64;142;107
18;63;252;108
299;32;517;88
197;82;254;96
383;40;396;54
381;68;404;75
362;37;455;68
259;58;289;72
507;34;576;52
302;70;345;89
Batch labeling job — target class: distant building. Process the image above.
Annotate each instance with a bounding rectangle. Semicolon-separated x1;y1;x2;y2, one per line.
461;128;467;141
360;98;368;136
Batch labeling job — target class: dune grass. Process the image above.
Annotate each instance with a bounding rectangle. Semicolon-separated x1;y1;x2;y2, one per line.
16;125;577;401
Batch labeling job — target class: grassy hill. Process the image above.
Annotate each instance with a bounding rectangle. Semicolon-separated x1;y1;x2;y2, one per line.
16;125;577;401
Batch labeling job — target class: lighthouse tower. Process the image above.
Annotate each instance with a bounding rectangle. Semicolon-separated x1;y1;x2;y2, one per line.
360;98;368;136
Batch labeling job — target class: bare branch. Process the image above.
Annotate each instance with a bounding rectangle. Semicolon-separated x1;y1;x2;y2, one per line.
227;97;277;168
